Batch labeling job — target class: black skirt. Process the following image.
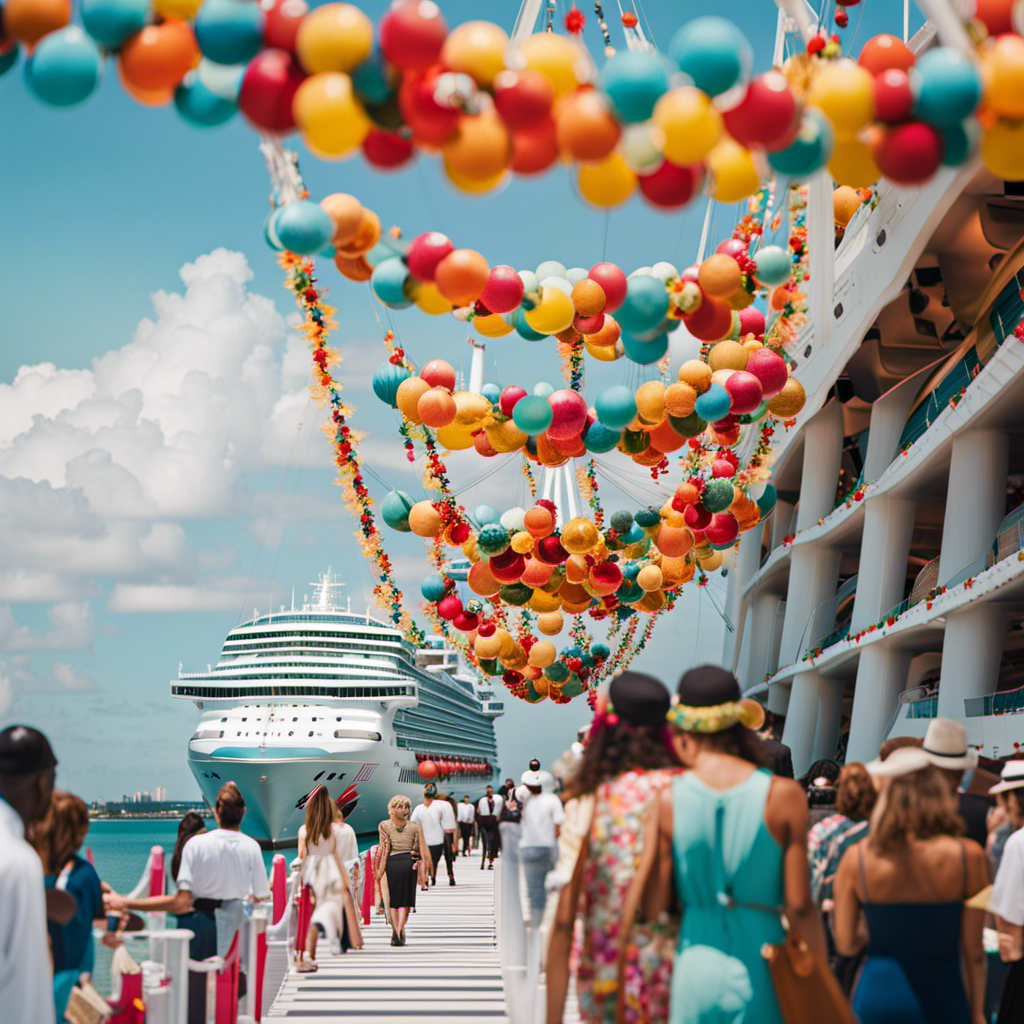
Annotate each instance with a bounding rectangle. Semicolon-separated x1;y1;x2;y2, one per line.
385;851;418;909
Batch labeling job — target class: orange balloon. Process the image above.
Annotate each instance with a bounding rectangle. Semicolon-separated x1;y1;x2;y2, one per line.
117;60;174;106
555;86;621;162
524;506;555;538
1;0;70;45
650;419;686;453
335;208;381;257
535;433;569;467
396;376;430;423
511;121;559;175
857;34;915;76
656;525;693;558
417;388;457;429
320;193;364;246
443;109;512;182
434;249;489;306
333;252;373;281
120;21;199;92
698;253;742;298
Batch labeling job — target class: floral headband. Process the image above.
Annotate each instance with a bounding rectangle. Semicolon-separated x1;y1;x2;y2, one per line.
589;692;621;737
666;695;765;734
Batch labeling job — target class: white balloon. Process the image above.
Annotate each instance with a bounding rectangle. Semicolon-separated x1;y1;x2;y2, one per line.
628;267;653;278
565;267;588;284
518;270;539;294
650;261;679;283
668;320;703;375
499;507;527;532
540;276;573;295
620;121;663;174
197;58;244;100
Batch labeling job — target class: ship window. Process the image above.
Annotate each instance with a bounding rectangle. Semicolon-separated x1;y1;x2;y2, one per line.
220;717;227;722
326;773;336;781
314;771;325;781
289;731;294;737
309;731;314;737
334;729;382;741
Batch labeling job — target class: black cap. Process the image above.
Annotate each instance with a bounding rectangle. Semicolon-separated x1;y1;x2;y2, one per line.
608;671;671;727
676;665;741;707
0;725;57;776
528;759;540;772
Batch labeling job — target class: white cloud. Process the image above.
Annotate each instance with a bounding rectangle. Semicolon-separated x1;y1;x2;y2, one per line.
51;662;94;692
0;655;94;696
108;578;260;613
0;602;94;652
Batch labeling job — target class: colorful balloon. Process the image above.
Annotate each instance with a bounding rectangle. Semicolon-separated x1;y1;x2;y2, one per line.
721;70;796;149
379;0;447;72
294;72;371;158
669;16;750;97
80;0;147;47
1;0;71;45
435;249;489;306
25;26;102;107
911;47;981;128
174;72;237;125
598;49;670;123
441;19;508;86
518;31;580;97
653;86;723;164
238;48;305;132
120;20;199;92
195;0;265;66
577;152;637;208
295;2;373;74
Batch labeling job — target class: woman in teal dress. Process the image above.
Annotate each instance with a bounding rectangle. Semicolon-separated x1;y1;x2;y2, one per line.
626;665;826;1024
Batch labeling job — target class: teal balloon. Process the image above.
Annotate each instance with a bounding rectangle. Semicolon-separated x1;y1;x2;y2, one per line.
382;490;414;531
623;523;645;544
514;306;547;341
595;385;638;430
513;395;553;434
174;75;237;126
473;504;501;526
543;661;570;683
939;119;977;166
25;27;102;107
421;574;447;602
478;523;511;556
598;49;670;122
753;245;791;286
275;200;334;256
702;477;735;513
634;506;661;528
591;642;610;659
622;563;640;580
561;674;586;699
912;47;981;129
481;383;501;405
81;0;147;46
668;411;708;437
694;382;731;423
353;48;396;104
755;484;777;517
617;580;643;602
372;362;411;407
669;17;750;97
533;381;555;399
371;257;412;308
264;209;284;251
768;111;833;179
364;234;406;268
617;275;669;333
194;0;265;66
621;330;668;365
584;422;621;453
0;45;18;77
535;260;567;281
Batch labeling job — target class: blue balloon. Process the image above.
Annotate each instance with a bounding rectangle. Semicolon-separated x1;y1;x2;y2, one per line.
514;306;547;341
535;260;567;281
352;48;396;105
274;200;334;256
599;50;670;123
694;382;731;422
753;245;791;286
621;330;669;365
81;0;147;46
25;27;102;107
481;383;501;405
617;275;669;333
364;236;406;268
543;661;570;683
583;421;621;453
669;17;750;97
421;574;447;602
623;523;645;544
371;257;412;308
174;75;237;127
594;385;638;430
194;0;265;66
767;111;833;179
381;490;414;531
912;47;982;129
939;120;977;166
591;642;610;659
755;484;777;518
264;210;284;251
0;45;18;77
372;362;411;407
512;395;553;434
473;504;501;526
533;381;555;399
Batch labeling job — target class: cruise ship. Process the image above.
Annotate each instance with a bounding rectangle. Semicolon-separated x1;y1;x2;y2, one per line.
173;572;503;846
722;23;1024;776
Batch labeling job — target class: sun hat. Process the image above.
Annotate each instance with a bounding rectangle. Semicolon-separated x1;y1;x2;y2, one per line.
865;746;932;778
667;665;765;733
989;760;1024;795
920;718;978;771
0;725;57;776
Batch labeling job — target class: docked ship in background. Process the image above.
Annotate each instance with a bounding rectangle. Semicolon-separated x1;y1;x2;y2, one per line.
173;571;503;847
722;14;1024;776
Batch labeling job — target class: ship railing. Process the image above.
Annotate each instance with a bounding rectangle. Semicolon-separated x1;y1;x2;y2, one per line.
882;684;937;740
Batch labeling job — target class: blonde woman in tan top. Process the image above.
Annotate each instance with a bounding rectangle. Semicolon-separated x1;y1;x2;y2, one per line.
374;794;431;945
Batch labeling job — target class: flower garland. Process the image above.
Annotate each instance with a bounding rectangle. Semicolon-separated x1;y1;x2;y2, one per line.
764;184;809;351
521;455;537;499
576;459;605;529
558;331;586;392
281;253;420;640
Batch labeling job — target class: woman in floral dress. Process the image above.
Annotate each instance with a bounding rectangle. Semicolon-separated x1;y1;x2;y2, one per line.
546;671;681;1024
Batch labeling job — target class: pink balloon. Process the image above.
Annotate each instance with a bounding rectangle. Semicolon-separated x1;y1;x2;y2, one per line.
744;348;789;397
587;263;628;314
547;389;588;440
407;232;454;282
379;0;447;72
421;359;456;391
716;238;748;259
874;68;913;124
480;265;525;314
738;306;765;338
725;370;764;414
499;385;527;417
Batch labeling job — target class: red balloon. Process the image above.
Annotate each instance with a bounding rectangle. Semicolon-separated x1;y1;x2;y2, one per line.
399;68;459;145
724;370;764;414
722;71;797;149
437;594;463;620
239;49;305;132
511;121;559;174
574;312;604;333
452;610;478;631
362;128;415;169
716;238;748;259
684;504;712;530
745;347;788;396
490;553;526;583
683;294;732;341
705;512;739;546
407;232;454;282
493;69;554;132
737;306;764;338
639;160;704;209
477;621;496;637
421;358;456;390
260;0;307;53
500;385;527;417
873;121;943;185
712;459;735;477
873;68;913;123
379;0;447;72
587;263;628;314
418;760;438;780
858;33;915;75
480;265;525;314
535;535;569;565
547;389;588;440
548;432;586;457
974;0;1015;34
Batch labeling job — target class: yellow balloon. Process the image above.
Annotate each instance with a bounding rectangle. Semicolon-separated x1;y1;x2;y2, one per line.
530;590;562;614
828;137;880;188
586;339;620;361
452;391;492;429
413;281;455;315
577;152;637;208
486;419;529;452
536;610;565;635
294;73;370;158
435;424;476;450
295;3;373;74
443;162;509;194
981;118;1024;181
982;35;1024;119
524;285;575;334
441;20;509;86
527;639;557;668
474;312;514;338
518;32;580;97
807;58;875;139
153;0;200;17
697;550;723;571
707;138;759;203
653;86;722;164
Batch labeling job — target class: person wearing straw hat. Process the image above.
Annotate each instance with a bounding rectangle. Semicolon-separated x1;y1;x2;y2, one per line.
988;761;1024;1023
920;718;990;846
833;746;990;1024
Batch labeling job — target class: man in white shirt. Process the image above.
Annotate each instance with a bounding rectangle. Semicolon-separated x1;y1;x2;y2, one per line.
516;769;564;923
989;762;1024;1005
457;795;476;856
107;782;270;1023
476;785;504;870
435;792;458;885
411;784;450;886
0;725;58;1024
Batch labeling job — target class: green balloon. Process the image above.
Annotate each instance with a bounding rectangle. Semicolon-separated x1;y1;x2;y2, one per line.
702;478;735;514
381;489;414;531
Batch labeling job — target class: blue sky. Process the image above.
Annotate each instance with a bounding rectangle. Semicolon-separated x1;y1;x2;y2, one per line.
0;0;911;800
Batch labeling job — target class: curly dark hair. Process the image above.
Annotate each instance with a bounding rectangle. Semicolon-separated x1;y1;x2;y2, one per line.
835;763;877;821
564;720;677;799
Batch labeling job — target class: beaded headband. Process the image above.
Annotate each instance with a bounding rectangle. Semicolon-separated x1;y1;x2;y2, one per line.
666;695;765;734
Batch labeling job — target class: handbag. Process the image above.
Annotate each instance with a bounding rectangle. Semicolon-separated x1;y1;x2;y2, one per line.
63;981;111;1024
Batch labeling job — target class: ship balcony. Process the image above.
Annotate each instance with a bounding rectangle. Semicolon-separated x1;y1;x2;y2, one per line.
481;701;504;717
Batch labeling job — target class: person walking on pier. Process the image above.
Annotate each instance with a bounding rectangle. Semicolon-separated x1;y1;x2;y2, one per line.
436;791;458;885
457;794;475;856
477;785;503;870
377;795;430;946
517;769;562;924
412;784;449;887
